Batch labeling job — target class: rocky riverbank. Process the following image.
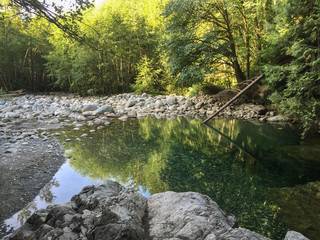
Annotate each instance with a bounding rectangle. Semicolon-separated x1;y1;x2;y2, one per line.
0;93;287;128
0;138;65;225
7;180;309;240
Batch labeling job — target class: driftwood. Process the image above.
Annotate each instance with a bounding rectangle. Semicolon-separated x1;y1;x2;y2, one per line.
203;75;264;124
0;89;26;97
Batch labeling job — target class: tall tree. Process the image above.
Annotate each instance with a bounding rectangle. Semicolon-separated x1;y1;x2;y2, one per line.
163;0;250;86
45;0;166;95
264;0;320;135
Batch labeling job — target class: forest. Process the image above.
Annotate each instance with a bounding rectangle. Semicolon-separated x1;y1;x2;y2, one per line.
0;0;319;133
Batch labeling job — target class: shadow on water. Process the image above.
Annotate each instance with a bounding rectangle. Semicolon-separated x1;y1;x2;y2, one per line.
2;117;320;239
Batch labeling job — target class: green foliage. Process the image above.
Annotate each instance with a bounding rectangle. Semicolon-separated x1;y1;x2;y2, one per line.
163;0;270;86
132;56;163;94
45;0;168;95
264;0;320;136
0;1;52;91
1;0;319;132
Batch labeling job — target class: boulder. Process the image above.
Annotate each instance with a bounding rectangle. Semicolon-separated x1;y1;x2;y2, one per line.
95;105;114;115
155;100;164;109
167;95;177;105
195;102;205;109
147;191;269;240
82;104;98;112
126;100;137;107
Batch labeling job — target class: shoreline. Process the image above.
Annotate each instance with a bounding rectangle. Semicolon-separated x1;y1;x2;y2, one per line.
0;93;293;239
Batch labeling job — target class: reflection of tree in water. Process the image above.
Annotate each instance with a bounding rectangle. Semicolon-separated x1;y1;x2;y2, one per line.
59;116;320;239
160;144;287;239
17;178;59;224
17;202;37;225
39;178;59;204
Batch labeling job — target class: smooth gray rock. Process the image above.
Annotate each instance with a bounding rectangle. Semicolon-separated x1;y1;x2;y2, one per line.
148;191;257;240
95;105;114;115
54;109;71;118
155;100;164;108
82;104;98;112
128;110;137;117
167;96;177;105
285;231;310;240
267;115;288;122
0;98;6;105
126;100;137;107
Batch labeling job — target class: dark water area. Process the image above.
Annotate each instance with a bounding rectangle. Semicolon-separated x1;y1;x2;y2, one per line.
2;117;320;239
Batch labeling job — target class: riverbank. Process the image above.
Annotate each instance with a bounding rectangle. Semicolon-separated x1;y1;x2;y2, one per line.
0;93;287;126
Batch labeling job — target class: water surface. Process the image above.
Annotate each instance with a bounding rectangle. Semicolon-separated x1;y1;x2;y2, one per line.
2;117;320;239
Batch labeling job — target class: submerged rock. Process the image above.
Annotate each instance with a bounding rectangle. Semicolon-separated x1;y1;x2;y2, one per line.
8;180;274;240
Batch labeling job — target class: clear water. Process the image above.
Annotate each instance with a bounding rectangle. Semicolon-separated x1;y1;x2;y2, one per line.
2;117;320;239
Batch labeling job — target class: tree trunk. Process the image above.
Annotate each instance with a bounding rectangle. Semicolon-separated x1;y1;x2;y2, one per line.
233;60;246;83
223;3;246;83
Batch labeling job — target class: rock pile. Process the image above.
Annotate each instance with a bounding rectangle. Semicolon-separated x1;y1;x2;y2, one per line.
7;180;309;240
0;93;287;126
0;93;288;147
7;180;268;240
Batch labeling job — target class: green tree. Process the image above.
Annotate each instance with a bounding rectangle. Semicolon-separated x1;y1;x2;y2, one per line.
46;0;167;95
264;0;320;135
0;1;52;91
163;0;268;86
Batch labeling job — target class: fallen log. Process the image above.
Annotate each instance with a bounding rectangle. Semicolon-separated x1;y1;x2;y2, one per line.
203;75;264;124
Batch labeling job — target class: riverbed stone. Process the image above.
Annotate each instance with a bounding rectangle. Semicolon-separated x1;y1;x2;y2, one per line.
82;104;98;112
167;95;177;105
126;99;136;107
267;115;288;122
28;94;278;122
94;106;108;115
0;98;6;105
155;100;164;108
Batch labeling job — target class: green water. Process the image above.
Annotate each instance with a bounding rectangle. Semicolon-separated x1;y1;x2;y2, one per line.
57;117;320;240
